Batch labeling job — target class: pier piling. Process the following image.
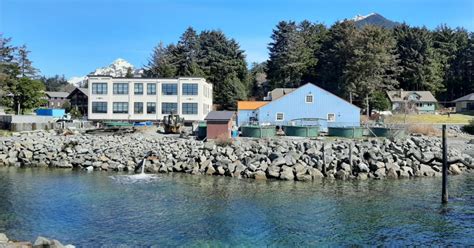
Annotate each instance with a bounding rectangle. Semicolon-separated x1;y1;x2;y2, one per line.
442;124;448;204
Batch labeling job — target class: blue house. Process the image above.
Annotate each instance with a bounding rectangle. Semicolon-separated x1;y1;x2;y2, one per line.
238;83;360;131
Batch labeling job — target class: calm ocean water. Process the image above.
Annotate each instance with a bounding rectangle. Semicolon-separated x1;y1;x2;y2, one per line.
0;167;473;247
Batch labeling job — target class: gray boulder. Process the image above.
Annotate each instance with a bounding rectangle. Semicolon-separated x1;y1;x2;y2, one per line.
386;168;398;179
357;173;368;180
296;173;312;181
374;168;386;178
340;162;351;172
449;164;462;175
418;164;436;177
0;233;8;243
357;162;370;173
217;166;225;175
279;166;294;180
34;236;66;248
271;156;286;167
308;168;324;180
335;170;348;180
266;166;280;178
253;170;267;180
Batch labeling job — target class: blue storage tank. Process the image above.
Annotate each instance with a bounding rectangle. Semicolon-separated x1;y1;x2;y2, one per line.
36;108;65;117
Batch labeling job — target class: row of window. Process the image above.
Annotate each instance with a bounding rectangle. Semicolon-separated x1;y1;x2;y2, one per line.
91;102;198;115
92;83;199;96
415;103;434;107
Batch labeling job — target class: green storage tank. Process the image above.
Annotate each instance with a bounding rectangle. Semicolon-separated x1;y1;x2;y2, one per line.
197;123;207;140
370;127;405;138
328;126;364;138
241;125;276;138
284;125;319;137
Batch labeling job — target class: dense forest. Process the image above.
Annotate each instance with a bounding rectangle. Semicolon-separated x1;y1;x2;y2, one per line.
1;18;473;113
146;21;473;110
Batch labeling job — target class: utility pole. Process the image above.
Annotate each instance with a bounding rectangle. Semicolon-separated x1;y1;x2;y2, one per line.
349;92;353;104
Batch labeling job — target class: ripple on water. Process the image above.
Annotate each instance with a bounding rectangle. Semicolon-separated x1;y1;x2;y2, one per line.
109;173;161;184
0;168;473;246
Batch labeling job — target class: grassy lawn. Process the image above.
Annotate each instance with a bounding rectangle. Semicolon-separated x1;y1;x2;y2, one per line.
385;113;474;124
0;130;12;137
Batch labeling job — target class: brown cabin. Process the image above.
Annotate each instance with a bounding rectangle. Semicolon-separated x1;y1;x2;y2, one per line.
205;111;235;139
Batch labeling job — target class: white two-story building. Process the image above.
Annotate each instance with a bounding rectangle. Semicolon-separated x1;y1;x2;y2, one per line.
87;76;213;122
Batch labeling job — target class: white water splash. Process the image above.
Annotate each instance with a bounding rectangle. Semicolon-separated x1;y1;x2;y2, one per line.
109;158;159;183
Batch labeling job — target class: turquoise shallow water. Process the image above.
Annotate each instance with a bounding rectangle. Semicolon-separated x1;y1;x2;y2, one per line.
0;167;473;247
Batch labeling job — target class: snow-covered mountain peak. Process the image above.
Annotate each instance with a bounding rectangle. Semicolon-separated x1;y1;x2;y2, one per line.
93;58;135;77
352;13;376;21
68;58;143;87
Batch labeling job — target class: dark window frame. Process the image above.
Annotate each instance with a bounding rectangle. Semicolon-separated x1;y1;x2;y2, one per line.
134;83;143;95
92;102;107;113
113;102;129;114
134;102;143;114
147;102;156;114
92;83;107;94
182;83;198;95
162;83;178;95
162;102;178;114
182;103;198;115
113;83;129;95
147;83;156;95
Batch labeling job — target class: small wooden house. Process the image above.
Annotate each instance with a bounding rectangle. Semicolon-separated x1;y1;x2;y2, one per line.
452;93;474;112
386;90;438;114
67;87;89;116
205;111;235;139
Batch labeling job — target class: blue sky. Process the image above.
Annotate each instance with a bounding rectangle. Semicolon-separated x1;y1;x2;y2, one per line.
1;0;473;79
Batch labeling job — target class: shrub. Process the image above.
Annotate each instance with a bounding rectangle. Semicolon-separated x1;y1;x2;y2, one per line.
407;124;440;136
462;120;474;135
215;134;233;147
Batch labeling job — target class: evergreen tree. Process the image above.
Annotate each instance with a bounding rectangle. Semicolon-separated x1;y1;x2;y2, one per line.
125;67;133;78
173;27;204;77
449;32;474;99
17;45;39;78
248;62;268;100
0;35;18;82
298;21;328;84
316;21;358;95
433;25;469;101
2;77;46;114
198;30;248;108
0;35;16;63
0;36;45;114
393;24;444;93
344;25;399;107
146;42;177;78
39;75;71;91
266;21;307;88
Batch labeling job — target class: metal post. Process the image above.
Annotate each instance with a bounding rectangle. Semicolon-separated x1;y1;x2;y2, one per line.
349;92;353;104
366;95;369;119
349;143;353;167
322;143;326;175
442;124;448;204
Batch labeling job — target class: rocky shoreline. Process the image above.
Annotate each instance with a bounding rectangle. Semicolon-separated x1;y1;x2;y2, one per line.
0;130;473;181
0;233;74;248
